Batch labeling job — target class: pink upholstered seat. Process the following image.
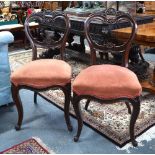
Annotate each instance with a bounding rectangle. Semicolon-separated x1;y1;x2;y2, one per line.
73;64;142;99
11;59;72;88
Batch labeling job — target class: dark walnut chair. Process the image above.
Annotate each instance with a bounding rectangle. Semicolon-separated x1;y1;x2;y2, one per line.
72;8;142;146
11;11;73;132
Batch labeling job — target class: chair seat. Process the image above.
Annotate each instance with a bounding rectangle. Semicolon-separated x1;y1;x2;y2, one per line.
73;65;142;99
11;59;71;88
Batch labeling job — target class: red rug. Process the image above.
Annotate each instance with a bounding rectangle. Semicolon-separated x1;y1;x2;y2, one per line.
1;138;54;154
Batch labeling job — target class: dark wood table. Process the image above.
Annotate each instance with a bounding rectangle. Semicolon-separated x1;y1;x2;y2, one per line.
67;15;154;53
38;13;154;55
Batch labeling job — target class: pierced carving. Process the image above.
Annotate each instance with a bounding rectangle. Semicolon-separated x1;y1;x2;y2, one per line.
102;8;125;17
93;8;126;25
85;8;137;65
24;10;70;60
25;10;69;48
101;27;109;35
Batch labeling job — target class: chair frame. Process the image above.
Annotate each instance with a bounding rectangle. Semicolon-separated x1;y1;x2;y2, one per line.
11;11;73;132
72;8;140;147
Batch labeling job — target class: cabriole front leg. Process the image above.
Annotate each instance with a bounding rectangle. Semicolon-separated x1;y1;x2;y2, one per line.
73;93;83;142
129;97;140;147
11;84;23;130
64;83;73;132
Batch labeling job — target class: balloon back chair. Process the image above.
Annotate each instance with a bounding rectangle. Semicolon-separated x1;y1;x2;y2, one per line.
11;11;73;132
72;8;142;146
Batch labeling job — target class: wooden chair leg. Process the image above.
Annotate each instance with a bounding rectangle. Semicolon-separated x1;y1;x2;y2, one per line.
129;97;140;147
73;92;83;142
64;83;73;132
34;92;37;104
11;84;23;130
125;102;131;114
85;99;91;110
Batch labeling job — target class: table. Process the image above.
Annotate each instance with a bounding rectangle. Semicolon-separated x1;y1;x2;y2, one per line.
0;23;38;49
38;13;154;58
0;23;38;31
137;11;155;17
113;22;155;47
0;24;23;32
113;21;155;93
67;15;154;53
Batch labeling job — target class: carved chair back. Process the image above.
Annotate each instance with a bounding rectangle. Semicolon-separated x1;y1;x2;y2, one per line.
24;11;70;60
85;8;137;67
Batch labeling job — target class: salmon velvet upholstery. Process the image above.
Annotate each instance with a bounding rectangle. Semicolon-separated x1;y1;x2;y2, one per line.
11;59;72;88
73;65;142;99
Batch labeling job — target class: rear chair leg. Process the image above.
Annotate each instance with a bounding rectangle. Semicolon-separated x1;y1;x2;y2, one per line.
11;84;23;130
85;99;91;110
125;102;131;114
34;92;37;104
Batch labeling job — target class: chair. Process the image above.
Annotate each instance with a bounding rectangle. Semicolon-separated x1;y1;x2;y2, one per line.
0;31;14;106
11;11;73;132
72;8;142;146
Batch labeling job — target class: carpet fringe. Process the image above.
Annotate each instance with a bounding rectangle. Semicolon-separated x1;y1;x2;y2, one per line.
32;137;55;154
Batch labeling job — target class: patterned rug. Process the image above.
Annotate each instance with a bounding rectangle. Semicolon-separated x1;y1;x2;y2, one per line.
9;49;155;147
1;138;54;154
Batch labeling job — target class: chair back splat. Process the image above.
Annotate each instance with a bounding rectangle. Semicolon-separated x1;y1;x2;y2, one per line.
85;8;137;67
24;11;70;60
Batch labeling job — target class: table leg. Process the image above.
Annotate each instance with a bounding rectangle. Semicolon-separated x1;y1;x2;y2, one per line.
67;33;74;48
80;36;85;53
